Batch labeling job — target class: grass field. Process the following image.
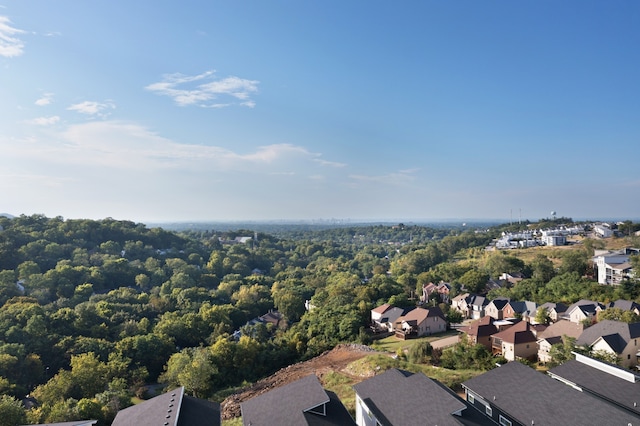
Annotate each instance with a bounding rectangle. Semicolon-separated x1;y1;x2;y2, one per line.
370;330;458;353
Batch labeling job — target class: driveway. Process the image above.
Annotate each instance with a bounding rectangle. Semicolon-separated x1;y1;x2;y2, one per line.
430;333;460;350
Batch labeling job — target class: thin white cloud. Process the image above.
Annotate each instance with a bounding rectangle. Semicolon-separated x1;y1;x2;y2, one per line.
314;158;347;168
349;169;419;186
35;93;54;106
0;16;25;57
146;70;259;108
67;101;116;118
24;116;60;126
1;121;341;176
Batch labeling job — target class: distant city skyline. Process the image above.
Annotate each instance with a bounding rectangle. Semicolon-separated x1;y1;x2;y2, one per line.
1;2;639;223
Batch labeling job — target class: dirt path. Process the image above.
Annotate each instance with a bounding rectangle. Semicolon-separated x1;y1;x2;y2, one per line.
220;344;377;420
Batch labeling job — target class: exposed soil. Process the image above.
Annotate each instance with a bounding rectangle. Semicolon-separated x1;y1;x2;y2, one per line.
220;344;378;420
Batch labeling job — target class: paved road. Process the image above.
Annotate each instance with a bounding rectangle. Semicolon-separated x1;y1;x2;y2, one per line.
430;334;460;349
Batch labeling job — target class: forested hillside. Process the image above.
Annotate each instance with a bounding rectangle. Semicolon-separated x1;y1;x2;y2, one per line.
0;214;637;425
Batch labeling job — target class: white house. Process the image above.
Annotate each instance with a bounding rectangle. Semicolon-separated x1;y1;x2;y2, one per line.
592;249;634;285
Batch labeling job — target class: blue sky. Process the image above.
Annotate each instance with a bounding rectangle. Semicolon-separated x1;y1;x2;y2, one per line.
1;1;639;223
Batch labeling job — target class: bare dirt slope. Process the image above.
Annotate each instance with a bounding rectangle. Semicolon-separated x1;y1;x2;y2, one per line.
221;344;377;420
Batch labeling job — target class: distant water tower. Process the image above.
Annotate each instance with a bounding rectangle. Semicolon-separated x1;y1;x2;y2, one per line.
551;211;557;220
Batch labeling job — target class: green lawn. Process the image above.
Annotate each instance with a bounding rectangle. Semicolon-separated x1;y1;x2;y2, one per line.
370;330;459;353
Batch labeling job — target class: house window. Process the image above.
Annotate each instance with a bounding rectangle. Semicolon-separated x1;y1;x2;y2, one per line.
628;354;631;360
468;394;475;404
526;344;529;349
486;405;492;416
499;415;512;426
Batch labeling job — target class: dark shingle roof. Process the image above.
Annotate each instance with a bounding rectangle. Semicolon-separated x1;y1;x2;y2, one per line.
576;320;640;350
112;387;220;426
462;361;640;425
548;358;640;415
240;374;354;426
489;298;509;310
353;369;467;426
178;395;221;426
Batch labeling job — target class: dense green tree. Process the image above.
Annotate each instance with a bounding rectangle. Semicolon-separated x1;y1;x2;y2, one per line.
0;395;27;426
547;336;576;367
559;250;588;276
529;254;556;283
597;307;640;323
159;347;217;398
458;270;489;294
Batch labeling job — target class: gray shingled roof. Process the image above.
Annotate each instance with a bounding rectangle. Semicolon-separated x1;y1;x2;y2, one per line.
576;320;640;351
112;387;220;426
240;374;355;426
548;359;640;416
353;368;467;426
462;361;640;426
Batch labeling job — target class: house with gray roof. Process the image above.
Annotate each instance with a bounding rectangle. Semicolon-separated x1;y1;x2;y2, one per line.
240;374;354;426
548;352;640;417
112;386;220;426
538;302;568;322
370;304;407;332
575;319;640;368
462;361;640;426
564;299;604;324
485;298;509;320
605;299;640;316
352;368;486;426
536;319;585;363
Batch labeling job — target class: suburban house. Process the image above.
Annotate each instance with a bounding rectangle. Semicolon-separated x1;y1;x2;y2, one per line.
536;319;584;363
240;374;354;426
462;360;640;426
564;299;604;324
422;281;451;303
490;320;537;361
498;272;526;286
393;306;447;338
537;335;563;363
548;352;640;417
460;316;498;350
575;320;640;368
537;302;568;323
485;298;510;320
592;248;636;285
604;299;640;316
451;293;488;320
503;301;537;322
421;282;438;302
451;293;470;314
467;295;489;320
370;304;407;333
112;386;221;426
352;368;477;426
